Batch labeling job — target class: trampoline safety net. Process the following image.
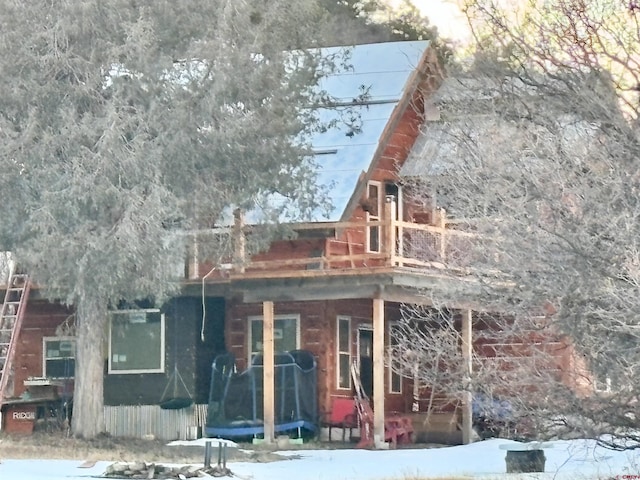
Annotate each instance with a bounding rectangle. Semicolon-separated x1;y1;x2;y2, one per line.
205;350;318;438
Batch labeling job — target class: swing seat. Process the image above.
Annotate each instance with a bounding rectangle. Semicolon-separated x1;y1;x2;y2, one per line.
160;364;194;410
160;397;194;410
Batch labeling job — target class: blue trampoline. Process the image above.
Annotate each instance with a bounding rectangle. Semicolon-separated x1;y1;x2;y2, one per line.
205;350;318;438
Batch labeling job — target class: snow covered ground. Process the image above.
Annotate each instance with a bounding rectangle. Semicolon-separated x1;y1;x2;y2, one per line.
1;437;639;479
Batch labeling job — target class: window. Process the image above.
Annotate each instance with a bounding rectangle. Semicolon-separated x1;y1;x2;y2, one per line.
591;356;623;393
366;182;381;253
109;309;165;374
385;183;401;220
43;337;75;379
388;323;402;393
365;181;402;253
249;315;300;362
386;183;403;257
337;316;351;390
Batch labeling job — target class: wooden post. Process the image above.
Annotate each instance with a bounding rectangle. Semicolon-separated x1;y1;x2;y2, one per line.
233;209;246;274
262;301;275;444
372;297;386;447
384;196;397;267
461;309;473;444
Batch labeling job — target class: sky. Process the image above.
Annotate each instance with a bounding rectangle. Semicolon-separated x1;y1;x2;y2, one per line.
2;437;640;480
387;0;472;42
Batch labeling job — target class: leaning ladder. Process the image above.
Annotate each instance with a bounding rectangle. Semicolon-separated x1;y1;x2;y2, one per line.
351;360;374;448
0;271;31;405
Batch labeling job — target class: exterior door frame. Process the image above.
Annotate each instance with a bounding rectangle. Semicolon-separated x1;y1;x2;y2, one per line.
357;324;374;398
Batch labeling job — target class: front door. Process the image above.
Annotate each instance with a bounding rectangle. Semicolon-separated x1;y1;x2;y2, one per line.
357;327;374;398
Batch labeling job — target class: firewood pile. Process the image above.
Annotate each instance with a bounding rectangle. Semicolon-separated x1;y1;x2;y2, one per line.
103;461;232;478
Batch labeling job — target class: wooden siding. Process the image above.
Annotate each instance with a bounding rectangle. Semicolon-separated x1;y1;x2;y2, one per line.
8;296;226;408
11;301;73;400
249;238;327;271
225;299;411;417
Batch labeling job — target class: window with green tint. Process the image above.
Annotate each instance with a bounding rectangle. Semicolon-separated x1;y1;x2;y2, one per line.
109;310;165;374
43;337;75;378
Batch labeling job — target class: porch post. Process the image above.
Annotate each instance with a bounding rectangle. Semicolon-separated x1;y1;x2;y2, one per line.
461;309;473;444
262;301;275;444
372;297;386;447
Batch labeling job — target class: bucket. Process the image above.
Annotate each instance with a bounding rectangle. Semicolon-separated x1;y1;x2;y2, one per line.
186;425;200;440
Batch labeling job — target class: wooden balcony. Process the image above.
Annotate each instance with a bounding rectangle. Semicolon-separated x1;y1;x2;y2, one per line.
188;201;480;286
0;211;481;300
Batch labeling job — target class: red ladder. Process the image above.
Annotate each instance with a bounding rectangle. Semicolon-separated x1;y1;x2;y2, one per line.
0;271;31;405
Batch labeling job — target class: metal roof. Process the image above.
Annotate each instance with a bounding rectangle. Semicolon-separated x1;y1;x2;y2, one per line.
240;41;430;225
310;40;429;221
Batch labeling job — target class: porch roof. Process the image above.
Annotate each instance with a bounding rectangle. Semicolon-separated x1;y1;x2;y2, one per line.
183;266;491;308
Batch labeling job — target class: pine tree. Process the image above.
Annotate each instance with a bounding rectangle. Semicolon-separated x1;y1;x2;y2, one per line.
0;0;342;438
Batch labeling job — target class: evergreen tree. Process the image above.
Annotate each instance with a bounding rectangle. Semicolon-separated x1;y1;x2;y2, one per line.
0;0;341;438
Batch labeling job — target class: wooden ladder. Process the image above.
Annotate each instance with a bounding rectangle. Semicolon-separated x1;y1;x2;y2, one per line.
0;271;31;405
351;360;374;448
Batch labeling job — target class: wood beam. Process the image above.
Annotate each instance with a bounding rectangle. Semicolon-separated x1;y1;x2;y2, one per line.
233;209;246;273
262;301;275;444
461;309;473;444
384;197;397;267
372;297;386;448
241;284;381;304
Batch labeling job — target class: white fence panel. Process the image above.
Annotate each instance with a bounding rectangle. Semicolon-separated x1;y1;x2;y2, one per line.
104;404;207;440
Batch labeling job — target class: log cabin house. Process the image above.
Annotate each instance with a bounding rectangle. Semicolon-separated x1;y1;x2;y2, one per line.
0;41;580;445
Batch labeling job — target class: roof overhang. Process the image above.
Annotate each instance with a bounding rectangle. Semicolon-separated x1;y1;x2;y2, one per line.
182;267;492;310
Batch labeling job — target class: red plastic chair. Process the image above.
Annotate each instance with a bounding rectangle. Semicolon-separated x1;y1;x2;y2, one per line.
384;415;414;448
323;397;359;442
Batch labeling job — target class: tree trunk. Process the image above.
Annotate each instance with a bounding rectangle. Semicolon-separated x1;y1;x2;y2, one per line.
72;296;107;438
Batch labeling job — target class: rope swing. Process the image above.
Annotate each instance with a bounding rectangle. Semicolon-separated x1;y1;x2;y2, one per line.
159;304;194;410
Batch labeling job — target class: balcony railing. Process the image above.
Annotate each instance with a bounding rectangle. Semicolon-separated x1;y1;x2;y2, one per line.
191;200;480;281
